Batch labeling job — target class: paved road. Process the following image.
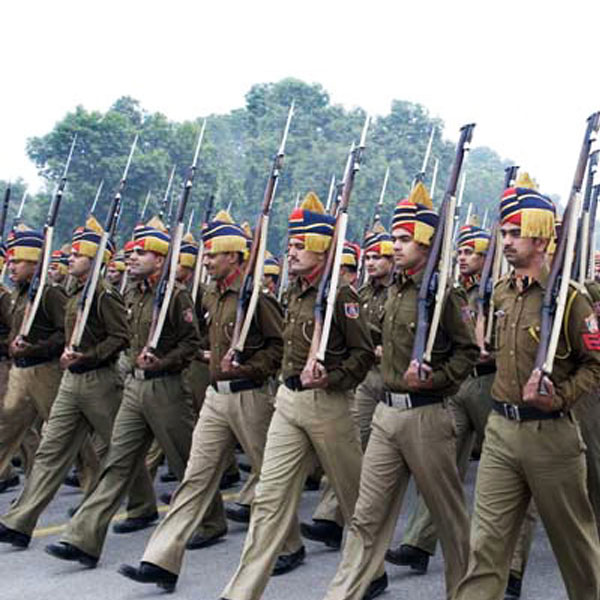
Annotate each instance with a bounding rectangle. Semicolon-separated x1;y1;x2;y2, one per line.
0;460;567;600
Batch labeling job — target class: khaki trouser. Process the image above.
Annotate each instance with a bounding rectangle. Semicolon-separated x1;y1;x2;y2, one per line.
402;373;494;553
0;360;101;494
0;360;22;483
453;412;600;600
312;393;362;527
574;391;600;538
221;384;363;600
0;367;121;536
143;384;301;574
60;373;198;558
325;401;470;600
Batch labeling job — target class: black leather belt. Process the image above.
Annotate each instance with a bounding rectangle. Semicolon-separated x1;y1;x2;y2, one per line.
213;379;261;394
381;391;443;410
284;375;304;391
492;400;565;422
131;368;179;381
473;363;496;377
69;358;115;374
14;356;52;368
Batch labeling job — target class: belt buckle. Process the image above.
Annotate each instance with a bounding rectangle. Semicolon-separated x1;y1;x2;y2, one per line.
503;403;521;421
390;392;412;410
134;368;146;380
216;381;232;394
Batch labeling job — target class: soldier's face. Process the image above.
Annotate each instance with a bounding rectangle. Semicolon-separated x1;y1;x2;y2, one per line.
500;224;547;268
48;263;66;284
457;246;485;277
340;266;357;287
365;252;392;279
176;264;194;284
106;266;123;285
8;258;37;283
205;252;239;280
392;227;429;271
129;248;163;277
287;238;324;276
68;252;92;278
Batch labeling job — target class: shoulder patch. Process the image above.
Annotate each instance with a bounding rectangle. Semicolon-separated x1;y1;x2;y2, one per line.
585;313;599;334
583;332;600;351
344;302;360;319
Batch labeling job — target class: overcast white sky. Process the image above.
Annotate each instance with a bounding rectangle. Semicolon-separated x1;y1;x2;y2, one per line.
2;0;599;203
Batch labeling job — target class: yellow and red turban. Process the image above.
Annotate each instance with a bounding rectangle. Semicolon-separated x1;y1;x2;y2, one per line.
6;225;44;262
71;216;115;263
341;241;360;268
391;183;438;246
179;233;198;268
363;223;393;256
288;192;336;253
500;173;555;239
132;217;170;256
202;210;247;255
457;224;491;254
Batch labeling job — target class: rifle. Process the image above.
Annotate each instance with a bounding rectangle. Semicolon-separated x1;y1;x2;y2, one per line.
412;126;435;188
412;124;475;378
532;111;600;388
324;175;336;213
69;135;138;349
139;189;152;222
227;103;294;363
19;135;77;339
158;165;176;221
357;166;390;287
587;174;600;280
430;158;439;201
475;165;519;353
303;115;370;372
14;187;28;227
146;120;206;351
187;209;195;234
276;192;299;303
0;183;10;244
573;149;599;283
89;180;104;215
191;193;215;302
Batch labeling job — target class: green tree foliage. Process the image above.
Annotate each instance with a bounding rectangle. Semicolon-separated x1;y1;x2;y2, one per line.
21;78;515;252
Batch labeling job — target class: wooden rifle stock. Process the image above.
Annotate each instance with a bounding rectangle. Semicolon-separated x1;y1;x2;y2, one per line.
20;135;77;339
412;124;475;375
147;122;206;351
229;103;294;362
535;112;600;382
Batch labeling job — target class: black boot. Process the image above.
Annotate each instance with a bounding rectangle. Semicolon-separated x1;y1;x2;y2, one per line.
505;573;522;599
112;511;159;534
385;544;430;574
118;561;178;592
225;503;251;523
272;546;306;576
363;572;388;600
0;523;30;548
300;519;343;549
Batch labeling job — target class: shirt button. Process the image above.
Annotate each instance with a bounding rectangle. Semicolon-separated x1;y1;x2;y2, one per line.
509;350;514;356
511;323;516;328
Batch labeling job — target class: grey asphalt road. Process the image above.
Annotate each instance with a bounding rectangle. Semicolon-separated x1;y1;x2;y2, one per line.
0;459;567;600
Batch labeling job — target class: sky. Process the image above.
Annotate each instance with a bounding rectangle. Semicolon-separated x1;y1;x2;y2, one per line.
2;0;599;204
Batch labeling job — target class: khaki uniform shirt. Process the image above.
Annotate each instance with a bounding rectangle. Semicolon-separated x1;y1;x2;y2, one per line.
9;281;66;360
381;269;479;396
492;269;600;409
65;278;129;369
202;270;283;384
127;278;199;372
282;274;375;391
0;285;12;357
358;276;392;348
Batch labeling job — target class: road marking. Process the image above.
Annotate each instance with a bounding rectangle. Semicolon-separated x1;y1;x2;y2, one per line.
32;491;239;538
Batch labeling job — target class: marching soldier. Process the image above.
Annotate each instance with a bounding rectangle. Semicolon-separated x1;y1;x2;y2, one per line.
453;183;600;600
0;219;129;548
0;246;22;494
302;225;394;549
388;223;495;572
323;185;478;600
262;252;280;296
44;217;199;567
219;192;374;600
0;227;67;482
339;241;360;288
105;250;126;290
118;209;301;591
47;246;70;287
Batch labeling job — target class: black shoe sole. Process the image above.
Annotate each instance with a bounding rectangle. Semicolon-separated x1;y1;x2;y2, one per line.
300;524;341;550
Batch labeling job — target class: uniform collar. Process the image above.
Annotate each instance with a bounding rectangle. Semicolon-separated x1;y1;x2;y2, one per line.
460;273;480;291
507;264;549;292
298;264;324;291
217;267;243;294
398;266;425;287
